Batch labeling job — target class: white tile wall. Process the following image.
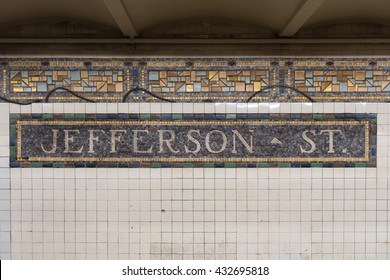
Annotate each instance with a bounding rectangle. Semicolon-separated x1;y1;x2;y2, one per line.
0;103;389;260
0;104;10;259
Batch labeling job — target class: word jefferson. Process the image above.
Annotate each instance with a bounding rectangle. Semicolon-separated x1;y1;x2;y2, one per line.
40;128;342;155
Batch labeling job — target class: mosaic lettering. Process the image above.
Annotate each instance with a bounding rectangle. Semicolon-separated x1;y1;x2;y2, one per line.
11;114;376;167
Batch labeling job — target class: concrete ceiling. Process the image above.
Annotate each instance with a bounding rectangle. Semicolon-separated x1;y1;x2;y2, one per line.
0;0;389;38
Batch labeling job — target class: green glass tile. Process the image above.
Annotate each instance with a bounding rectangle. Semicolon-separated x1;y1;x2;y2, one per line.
43;114;53;119
172;114;183;120
183;163;194;168
140;114;151;119
355;163;366;167
225;163;236;168
370;119;377;124
32;162;43;168
258;163;269;168
151;163;161;168
371;156;376;161
204;163;214;168
10;147;15;158
226;114;236;119
279;163;290;168
313;114;323;119
10;125;15;136
64;113;75;119
52;162;65;168
9;113;20;119
74;114;86;119
311;163;323;168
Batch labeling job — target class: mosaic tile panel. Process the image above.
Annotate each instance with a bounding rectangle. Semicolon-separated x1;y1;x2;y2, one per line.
147;70;269;94
294;70;390;93
10;113;377;168
1;58;390;102
9;70;123;93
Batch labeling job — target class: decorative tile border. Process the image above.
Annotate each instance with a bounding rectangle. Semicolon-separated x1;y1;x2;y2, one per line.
0;58;390;102
10;113;377;168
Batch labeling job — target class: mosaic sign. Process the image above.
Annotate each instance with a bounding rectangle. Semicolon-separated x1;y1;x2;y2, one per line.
10;114;376;168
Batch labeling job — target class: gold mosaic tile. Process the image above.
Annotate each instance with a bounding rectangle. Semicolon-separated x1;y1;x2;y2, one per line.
294;70;390;93
148;70;269;93
9;70;123;93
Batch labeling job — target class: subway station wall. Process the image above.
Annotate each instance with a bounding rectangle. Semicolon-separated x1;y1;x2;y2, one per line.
0;56;389;260
0;102;389;260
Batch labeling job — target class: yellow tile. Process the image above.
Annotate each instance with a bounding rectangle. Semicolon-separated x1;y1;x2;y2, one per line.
58;71;68;76
115;83;123;92
186;84;194;92
73;86;83;91
323;84;332;92
208;71;218;79
12;87;24;92
31;76;39;82
253;81;261;91
118;76;123;82
347;79;355;87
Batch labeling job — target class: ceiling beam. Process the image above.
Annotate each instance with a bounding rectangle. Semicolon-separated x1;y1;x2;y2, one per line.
278;0;325;37
103;0;138;38
2;37;390;44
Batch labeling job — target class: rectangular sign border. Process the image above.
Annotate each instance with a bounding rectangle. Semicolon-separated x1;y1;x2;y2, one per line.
15;118;371;164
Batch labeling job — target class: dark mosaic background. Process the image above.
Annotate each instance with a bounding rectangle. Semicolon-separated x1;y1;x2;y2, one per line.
10;113;377;168
1;58;390;103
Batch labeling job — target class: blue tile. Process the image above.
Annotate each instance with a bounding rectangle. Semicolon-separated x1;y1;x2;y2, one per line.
107;114;118;119
37;82;47;92
70;71;80;80
149;71;159;81
10;162;20;168
193;114;205;119
291;114;301;119
183;114;194;119
162;114;172;119
215;114;226;119
247;114;258;119
118;114;129;119
259;114;269;119
32;114;43;119
340;82;348;91
10;136;16;146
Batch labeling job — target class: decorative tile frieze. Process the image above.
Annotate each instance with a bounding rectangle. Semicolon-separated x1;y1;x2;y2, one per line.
9;70;123;93
1;58;390;102
10;113;377;168
147;70;269;94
